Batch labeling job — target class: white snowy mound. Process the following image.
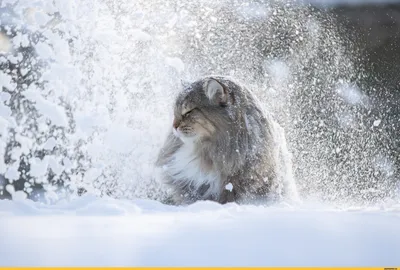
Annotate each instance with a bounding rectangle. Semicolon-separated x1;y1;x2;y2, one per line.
0;196;399;266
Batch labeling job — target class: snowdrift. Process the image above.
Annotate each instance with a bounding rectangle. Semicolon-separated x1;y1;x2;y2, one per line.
1;196;399;266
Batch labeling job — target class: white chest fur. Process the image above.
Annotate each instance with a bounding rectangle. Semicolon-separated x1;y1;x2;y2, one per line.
162;141;222;198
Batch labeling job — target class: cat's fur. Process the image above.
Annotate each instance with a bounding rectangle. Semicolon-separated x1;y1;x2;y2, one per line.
156;75;297;205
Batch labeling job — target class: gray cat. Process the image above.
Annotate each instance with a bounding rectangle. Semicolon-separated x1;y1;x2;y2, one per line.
156;75;298;205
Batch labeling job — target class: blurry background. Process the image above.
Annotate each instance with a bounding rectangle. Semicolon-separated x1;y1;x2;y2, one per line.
0;0;399;204
320;0;400;102
318;0;400;202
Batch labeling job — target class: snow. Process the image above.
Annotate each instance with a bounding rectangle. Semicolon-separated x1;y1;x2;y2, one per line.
0;101;12;118
23;88;69;127
131;29;152;41
4;166;19;181
34;42;55;60
0;196;399;266
0;32;11;53
33;9;52;26
165;56;185;73
236;3;270;21
373;119;382;127
303;0;399;5
53;0;77;21
0;72;14;91
5;185;27;200
29;157;50;179
0;117;8;136
42;137;57;150
1;0;399;266
335;82;370;107
12;32;30;48
225;182;233;191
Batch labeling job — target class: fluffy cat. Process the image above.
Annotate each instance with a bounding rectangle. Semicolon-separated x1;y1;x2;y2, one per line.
156;75;298;205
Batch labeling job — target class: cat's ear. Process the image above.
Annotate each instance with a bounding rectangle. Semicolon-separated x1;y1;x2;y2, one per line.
180;79;191;90
204;79;227;106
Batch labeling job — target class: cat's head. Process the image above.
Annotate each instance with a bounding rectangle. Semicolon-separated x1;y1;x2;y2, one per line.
172;77;234;142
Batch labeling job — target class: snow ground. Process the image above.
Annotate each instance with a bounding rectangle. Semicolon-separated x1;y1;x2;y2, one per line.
1;196;399;266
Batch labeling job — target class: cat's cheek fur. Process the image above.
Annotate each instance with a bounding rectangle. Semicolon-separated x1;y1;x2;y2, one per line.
172;128;181;139
174;128;199;144
163;142;222;199
176;124;208;142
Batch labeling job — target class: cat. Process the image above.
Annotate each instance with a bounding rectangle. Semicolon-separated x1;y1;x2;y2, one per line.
156;75;298;205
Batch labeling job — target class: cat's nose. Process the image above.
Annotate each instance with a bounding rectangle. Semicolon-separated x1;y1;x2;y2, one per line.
173;119;180;129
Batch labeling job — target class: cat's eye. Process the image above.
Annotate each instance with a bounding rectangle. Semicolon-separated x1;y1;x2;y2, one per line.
183;109;194;117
